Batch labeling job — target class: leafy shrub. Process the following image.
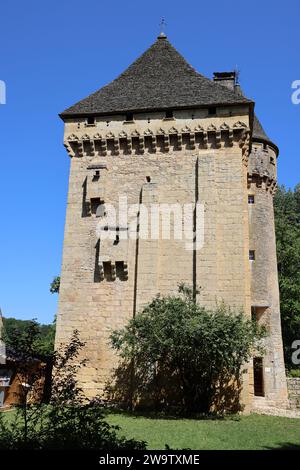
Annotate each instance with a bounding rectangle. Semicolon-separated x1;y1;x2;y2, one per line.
0;328;146;450
109;285;266;415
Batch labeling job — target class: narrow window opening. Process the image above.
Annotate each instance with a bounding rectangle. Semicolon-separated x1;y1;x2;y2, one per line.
249;250;255;261
208;107;217;116
253;357;264;397
146;176;151;183
86;116;95;125
270;156;275;164
125;113;134;122
165;110;174;119
116;261;127;281
90;198;100;215
92;170;100;181
103;261;112;280
248;195;255;204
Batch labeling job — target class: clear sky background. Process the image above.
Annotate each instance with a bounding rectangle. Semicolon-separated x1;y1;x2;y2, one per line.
0;0;299;324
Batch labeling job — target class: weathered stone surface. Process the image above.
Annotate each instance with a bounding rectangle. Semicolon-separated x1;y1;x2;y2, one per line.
287;378;300;409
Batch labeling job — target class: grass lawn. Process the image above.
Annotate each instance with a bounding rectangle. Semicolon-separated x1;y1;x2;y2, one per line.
2;409;299;450
107;412;300;450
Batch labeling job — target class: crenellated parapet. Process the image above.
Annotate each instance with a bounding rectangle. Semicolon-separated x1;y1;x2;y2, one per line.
63;120;250;158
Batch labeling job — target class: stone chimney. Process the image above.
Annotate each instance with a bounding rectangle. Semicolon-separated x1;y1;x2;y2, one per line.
213;71;237;91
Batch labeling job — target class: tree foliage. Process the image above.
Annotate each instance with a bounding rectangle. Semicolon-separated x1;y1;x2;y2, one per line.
2;317;55;356
0;325;145;450
110;286;266;415
50;276;60;294
274;184;300;370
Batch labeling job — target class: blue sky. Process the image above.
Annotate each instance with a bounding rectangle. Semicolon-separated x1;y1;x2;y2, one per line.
0;0;299;324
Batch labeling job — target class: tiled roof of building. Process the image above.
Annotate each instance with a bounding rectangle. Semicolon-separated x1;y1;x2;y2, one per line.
253;114;271;142
60;35;251;117
253;114;278;154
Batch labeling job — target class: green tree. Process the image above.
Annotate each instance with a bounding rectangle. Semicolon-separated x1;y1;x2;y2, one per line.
110;285;266;415
0;324;146;450
3;317;55;356
1;320;48;444
274;184;300;370
50;276;60;294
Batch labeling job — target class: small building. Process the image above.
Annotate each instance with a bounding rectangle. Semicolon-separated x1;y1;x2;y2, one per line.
0;351;23;408
0;312;47;408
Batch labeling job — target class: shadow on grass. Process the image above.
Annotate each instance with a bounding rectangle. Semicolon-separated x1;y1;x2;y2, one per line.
264;443;300;450
103;407;241;422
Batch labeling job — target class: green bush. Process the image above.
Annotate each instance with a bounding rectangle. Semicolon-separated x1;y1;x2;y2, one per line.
0;327;146;450
287;369;300;378
110;285;266;415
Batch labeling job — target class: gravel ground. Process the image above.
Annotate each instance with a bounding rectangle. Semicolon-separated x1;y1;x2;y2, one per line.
252;407;300;418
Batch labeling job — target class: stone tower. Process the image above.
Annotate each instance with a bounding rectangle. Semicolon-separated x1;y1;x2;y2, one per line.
56;35;288;410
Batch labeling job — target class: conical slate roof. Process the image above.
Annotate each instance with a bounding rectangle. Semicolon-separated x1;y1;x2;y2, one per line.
60;35;251;117
253;114;278;154
230;82;278;154
253;115;270;142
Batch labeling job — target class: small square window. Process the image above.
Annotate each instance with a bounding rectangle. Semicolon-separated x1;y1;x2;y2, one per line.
86;116;95;125
90;198;100;215
92;170;100;181
248;195;255;204
125;113;134;122
165;110;174;119
90;198;105;217
208;107;217;116
249;250;255;261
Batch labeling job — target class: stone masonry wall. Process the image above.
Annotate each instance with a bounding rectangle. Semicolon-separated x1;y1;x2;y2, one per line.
248;144;288;408
55;105;289;412
287;378;300;409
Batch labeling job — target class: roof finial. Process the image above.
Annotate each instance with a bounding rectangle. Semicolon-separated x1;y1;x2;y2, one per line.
158;18;167;39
